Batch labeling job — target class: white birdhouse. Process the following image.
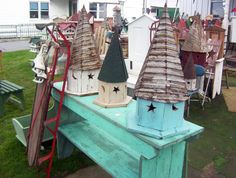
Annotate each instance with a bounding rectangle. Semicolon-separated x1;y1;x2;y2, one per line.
66;6;101;96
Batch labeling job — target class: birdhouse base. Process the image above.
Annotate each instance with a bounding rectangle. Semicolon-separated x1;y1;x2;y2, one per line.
93;96;132;108
66;69;99;96
65;88;98;96
126;112;190;139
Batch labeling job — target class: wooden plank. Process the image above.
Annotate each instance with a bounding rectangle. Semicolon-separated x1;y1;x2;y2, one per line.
169;142;185;178
2;80;24;90
0;86;11;94
59;121;139;178
27;80;51;166
0;82;16;92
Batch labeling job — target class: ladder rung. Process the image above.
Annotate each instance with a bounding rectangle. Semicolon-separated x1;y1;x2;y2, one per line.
38;152;52;165
45;117;57;125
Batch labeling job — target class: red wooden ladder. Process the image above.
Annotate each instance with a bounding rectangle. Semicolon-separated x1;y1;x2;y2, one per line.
28;24;71;178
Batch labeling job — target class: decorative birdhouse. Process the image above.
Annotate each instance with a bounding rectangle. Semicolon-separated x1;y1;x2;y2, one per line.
181;15;210;67
66;6;101;96
127;4;188;139
57;22;77;42
183;53;196;91
93;33;132;108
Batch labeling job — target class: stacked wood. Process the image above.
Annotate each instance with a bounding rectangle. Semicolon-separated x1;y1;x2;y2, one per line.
135;4;187;103
94;26;108;55
70;6;101;71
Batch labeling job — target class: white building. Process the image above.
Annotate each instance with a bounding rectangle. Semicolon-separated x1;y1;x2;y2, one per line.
0;0;70;25
0;0;180;25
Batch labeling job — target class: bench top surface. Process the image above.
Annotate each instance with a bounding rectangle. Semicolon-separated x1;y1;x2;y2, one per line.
53;82;203;150
0;80;24;94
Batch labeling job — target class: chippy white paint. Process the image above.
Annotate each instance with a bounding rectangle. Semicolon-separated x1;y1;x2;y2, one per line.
66;69;100;96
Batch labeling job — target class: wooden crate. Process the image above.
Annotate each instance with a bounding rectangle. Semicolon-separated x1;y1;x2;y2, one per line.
12;106;56;147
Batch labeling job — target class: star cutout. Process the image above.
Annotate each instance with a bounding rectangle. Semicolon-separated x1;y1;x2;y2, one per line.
147;103;156;112
88;73;94;79
172;104;178;111
113;87;120;93
207;49;216;59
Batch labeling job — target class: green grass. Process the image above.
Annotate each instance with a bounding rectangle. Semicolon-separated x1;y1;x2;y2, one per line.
1;50;236;177
0;50;93;178
187;75;236;177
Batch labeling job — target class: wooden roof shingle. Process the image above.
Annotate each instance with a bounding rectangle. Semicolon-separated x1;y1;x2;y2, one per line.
181;16;209;53
70;6;101;71
134;4;187;103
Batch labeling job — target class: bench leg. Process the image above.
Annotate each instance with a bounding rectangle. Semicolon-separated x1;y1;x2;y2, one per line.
17;92;25;110
225;70;229;89
8;92;25;110
0;95;10;117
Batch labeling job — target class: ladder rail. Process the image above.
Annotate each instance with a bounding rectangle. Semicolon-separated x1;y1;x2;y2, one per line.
36;26;71;178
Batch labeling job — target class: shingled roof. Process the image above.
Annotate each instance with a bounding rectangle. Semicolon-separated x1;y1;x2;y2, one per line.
181;16;209;53
70;6;101;71
98;33;128;83
134;4;187;103
183;53;196;79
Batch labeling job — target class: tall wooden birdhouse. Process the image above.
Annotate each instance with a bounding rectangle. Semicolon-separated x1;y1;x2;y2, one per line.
127;4;188;139
93;33;132;108
181;16;210;67
183;53;196;91
66;6;101;96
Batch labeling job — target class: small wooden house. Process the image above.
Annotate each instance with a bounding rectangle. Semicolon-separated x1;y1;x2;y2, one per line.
57;22;77;42
127;4;188;139
126;14;156;77
66;6;101;96
94;33;132;108
181;16;210;67
183;53;196;91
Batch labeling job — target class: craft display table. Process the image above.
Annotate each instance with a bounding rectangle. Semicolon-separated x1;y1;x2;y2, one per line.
52;82;203;178
0;80;24;116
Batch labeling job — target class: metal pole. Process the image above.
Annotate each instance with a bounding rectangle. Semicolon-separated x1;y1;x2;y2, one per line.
173;0;179;22
142;0;147;14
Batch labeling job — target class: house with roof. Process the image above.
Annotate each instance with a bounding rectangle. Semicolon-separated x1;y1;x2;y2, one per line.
0;0;179;26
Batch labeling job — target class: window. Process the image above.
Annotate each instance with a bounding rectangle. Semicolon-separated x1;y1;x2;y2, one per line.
41;2;49;19
89;3;107;19
69;0;77;16
211;0;224;18
30;2;39;18
29;1;49;19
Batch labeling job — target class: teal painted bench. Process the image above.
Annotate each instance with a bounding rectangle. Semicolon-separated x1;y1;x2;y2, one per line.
0;80;24;116
53;82;203;178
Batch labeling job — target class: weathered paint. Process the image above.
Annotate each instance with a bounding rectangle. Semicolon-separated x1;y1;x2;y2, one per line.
53;82;203;178
136;98;185;131
66;69;99;96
